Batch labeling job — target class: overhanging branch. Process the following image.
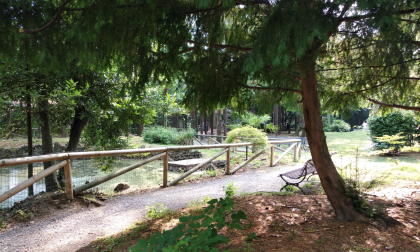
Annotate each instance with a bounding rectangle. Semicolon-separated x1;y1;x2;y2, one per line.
19;0;74;34
240;84;302;95
367;97;420;112
317;57;420;72
341;77;395;95
340;8;420;23
186;40;252;52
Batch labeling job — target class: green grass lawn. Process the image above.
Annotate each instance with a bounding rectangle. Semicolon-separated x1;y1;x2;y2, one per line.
325;130;372;156
313;130;420;189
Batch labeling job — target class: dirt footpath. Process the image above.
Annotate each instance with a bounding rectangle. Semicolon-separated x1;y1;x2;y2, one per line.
0;165;298;252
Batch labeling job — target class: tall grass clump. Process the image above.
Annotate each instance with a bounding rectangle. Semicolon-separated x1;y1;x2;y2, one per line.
143;127;195;145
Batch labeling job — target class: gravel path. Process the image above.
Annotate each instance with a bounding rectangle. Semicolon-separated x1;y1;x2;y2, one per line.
0;165;300;252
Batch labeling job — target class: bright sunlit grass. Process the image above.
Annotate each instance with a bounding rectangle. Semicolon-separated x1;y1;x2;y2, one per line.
325;130;371;156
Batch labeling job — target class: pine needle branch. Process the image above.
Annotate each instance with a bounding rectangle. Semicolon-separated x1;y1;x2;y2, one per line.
186;40;252;52
19;0;74;34
240;84;302;95
340;8;420;23
367;97;420;112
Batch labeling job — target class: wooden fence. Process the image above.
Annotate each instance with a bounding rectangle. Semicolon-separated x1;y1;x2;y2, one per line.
0;140;301;204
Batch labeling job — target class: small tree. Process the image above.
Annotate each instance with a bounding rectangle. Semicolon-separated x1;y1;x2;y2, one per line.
374;133;406;155
368;111;417;149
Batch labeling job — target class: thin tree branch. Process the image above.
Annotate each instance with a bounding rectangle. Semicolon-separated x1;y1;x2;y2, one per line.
63;0;270;13
186;40;252;52
240;84;302;95
341;78;395;95
151;47;197;58
22;0;270;34
338;1;350;20
367;97;420;112
368;76;420;80
340;8;420;23
183;0;271;14
399;18;420;24
19;0;74;34
317;57;420;72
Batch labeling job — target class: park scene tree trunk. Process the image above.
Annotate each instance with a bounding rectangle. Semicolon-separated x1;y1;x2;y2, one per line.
300;59;365;221
38;91;59;192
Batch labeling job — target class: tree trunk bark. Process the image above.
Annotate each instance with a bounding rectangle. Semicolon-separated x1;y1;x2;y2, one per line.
217;109;222;142
300;61;365;221
26;85;34;196
273;105;279;136
204;116;207;135
200;115;203;135
137;123;143;136
60;127;67;138
278;106;282;134
300;114;306;137
6;109;11;123
223;108;227;136
210;112;214;135
38;93;59;192
190;109;195;129
163;87;169;128
66;106;89;152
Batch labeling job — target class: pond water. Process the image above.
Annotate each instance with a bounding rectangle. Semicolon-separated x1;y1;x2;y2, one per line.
0;158;180;209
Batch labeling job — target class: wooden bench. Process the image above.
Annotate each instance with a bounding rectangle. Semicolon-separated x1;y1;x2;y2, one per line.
278;152;337;194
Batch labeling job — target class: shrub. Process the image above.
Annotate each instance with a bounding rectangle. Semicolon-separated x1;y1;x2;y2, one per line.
367;111;417;150
223;182;239;198
225;126;268;152
374;132;406;154
132;197;247;252
146;203;171;219
143;127;195;145
324;119;351;132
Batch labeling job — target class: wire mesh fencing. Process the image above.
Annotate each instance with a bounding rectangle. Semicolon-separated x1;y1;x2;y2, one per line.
70;154;179;194
0;140;301;210
0;161;54;209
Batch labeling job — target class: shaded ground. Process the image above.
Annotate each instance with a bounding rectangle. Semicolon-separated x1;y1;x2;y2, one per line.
1;131;419;251
77;185;420;252
0;163;299;252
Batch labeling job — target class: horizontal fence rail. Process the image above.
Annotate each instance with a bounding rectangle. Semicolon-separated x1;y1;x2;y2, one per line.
0;140;302;206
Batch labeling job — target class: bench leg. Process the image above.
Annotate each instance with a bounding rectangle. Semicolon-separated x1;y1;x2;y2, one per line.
279;183;306;195
306;173;317;181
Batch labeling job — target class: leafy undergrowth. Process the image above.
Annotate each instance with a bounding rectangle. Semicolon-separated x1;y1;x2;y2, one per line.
77;190;420;252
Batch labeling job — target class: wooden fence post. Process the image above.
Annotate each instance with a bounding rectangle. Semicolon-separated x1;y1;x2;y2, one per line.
270;144;274;167
226;147;230;175
298;141;302;157
64;159;73;200
163;150;168;187
245;146;248;160
294;142;298;161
